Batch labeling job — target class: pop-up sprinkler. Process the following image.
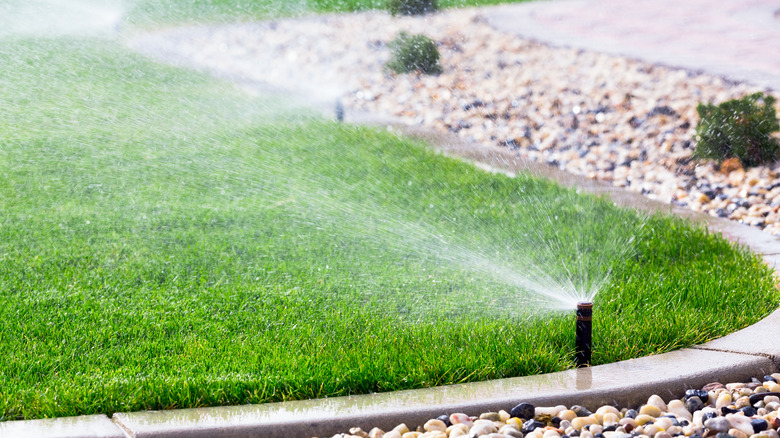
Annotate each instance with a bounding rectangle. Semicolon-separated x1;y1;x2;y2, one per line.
575;302;592;367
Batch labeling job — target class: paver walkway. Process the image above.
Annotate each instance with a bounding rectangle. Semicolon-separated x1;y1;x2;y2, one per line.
484;0;780;90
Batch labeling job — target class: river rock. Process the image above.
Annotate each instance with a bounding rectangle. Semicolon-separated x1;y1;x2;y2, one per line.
705;417;732;434
512;403;536;420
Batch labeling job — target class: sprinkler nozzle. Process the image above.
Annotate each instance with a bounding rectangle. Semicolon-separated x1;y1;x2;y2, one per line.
575;302;592;368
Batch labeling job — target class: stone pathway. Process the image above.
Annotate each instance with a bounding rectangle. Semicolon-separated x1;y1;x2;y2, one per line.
483;0;780;91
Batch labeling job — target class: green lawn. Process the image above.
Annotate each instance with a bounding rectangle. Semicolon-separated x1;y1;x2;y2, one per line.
0;0;778;421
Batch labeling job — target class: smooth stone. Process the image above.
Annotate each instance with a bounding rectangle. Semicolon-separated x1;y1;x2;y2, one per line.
717;393;734;409
499;425;525;438
596;407;621;417
448;423;470;438
639;405;663;418
705;417;732;434
624;410;638;419
572;406;593;417
350;427;369;437
751;419;769;434
544;429;562;438
383;431;402;438
471;422;498;436
450;413;474;427
727;414;756;436
559;411;577;422
602;413;620;426
728;429;749;438
537;406;568;418
656;432;673;438
435;414;451;427
667;399;693;421
368;427;385;438
481;412;502;422
523;419;546;434
635;414;656;426
401;432;421;438
686;396;705;413
647;395;668;412
512;403;536;420
642;424;664;436
393;424;410;435
424;419;447;432
686;389;711;403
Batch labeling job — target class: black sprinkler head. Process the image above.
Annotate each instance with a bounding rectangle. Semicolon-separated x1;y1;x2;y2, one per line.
575;302;592;367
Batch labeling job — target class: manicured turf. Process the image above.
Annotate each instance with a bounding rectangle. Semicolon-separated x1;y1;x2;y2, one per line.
0;0;778;422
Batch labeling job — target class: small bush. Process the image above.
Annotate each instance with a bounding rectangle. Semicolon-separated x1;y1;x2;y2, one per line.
386;32;442;75
387;0;438;16
694;92;780;167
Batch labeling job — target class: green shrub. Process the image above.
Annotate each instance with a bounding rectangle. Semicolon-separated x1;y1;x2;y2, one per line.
386;32;442;75
387;0;438;15
694;92;780;167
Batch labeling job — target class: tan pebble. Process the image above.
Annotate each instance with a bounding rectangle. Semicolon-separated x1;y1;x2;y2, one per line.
639;404;662;418
765;396;780;405
401;432;420;438
653;417;672;430
602;413;620;426
506;418;523;429
558;410;577;422
350;427;369;438
728;429;748;438
666;399;693;421
543;429;562;438
423;419;446;433
635;414;656;426
739;387;754;397
589;425;603;435
717;393;733;409
383;431;402;438
393;424;410;435
655;432;672;438
579;431;594;438
447;424;469;438
421;432;446;438
469;421;497;436
647;394;667;411
735;396;751;408
596;406;621;417
499;410;511;422
764;382;780;393
571;416;598;430
643;424;664;436
666;425;682;436
368;427;385;438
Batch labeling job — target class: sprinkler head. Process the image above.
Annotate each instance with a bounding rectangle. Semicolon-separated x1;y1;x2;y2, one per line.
575;302;592;368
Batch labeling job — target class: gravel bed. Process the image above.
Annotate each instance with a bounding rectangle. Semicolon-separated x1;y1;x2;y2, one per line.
128;8;780;234
326;374;780;438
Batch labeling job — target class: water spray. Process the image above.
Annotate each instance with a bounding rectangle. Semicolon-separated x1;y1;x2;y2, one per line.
575;302;592;367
